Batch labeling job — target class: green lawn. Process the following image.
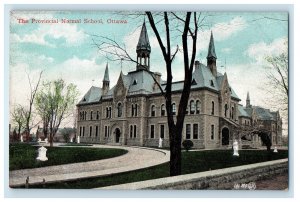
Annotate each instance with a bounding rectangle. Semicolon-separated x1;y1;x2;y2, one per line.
9;143;128;170
23;149;288;189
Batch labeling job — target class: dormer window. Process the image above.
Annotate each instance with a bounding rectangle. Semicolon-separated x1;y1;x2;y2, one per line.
191;79;197;85
83;98;86;101
210;80;214;87
133;79;137;85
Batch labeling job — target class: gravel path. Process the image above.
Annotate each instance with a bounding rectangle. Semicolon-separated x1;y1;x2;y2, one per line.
9;145;170;187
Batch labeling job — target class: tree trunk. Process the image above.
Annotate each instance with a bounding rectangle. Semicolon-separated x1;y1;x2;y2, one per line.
50;133;54;147
170;127;183;176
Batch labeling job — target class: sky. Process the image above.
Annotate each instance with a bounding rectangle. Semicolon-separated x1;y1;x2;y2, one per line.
9;11;288;131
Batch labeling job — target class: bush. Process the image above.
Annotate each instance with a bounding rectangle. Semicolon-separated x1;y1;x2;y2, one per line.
182;140;194;152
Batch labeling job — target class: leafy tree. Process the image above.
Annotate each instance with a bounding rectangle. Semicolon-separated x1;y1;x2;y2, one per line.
35;79;79;146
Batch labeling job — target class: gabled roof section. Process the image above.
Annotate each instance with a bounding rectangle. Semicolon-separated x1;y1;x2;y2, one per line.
207;31;217;59
254;107;275;121
136;22;151;52
78;86;102;104
238;105;251;118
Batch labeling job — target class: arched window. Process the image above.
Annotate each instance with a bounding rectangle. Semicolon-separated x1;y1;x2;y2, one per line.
172;103;176;115
190;100;195;114
161;104;166;116
196;100;200;114
231;106;234;119
211;101;214;115
117;103;122;117
90;111;93;120
224;104;228;117
151;105;156;117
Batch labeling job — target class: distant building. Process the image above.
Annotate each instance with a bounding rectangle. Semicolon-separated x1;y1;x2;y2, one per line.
76;22;282;148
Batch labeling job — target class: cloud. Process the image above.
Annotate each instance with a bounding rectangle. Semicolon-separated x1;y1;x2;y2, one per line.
245;37;288;64
11;23;87;47
197;16;247;52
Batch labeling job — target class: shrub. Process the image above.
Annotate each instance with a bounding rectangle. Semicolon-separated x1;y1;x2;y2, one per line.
182;140;194;152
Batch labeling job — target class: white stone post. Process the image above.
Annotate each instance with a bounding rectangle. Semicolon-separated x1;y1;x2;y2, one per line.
159;137;163;148
233;140;239;156
77;136;80;144
36;146;48;161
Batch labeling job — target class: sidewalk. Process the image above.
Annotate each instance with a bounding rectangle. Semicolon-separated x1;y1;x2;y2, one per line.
9;145;170;187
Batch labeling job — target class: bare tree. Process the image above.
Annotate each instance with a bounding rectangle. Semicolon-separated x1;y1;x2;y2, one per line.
24;71;43;137
265;51;288;111
93;11;201;176
11;104;26;140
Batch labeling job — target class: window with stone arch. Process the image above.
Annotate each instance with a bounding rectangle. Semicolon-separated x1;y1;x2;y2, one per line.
190;100;195;114
161;104;166;116
224;104;228;117
151;104;156;117
196;100;200;114
117;102;122;117
172;103;176;115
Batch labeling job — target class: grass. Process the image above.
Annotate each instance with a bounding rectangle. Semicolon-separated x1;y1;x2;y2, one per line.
9;143;128;171
22;149;288;189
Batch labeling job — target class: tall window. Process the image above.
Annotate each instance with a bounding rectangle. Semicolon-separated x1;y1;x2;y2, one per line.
96;111;99;120
106;107;112;118
79;126;82;136
211;125;214;140
105;126;109;137
231;107;234;119
193;124;198;139
84;111;87;120
190;100;195;114
186;124;191;139
172;103;176;115
150;125;155;138
89;126;92;137
196;100;200;114
161;104;166;116
82;126;85;137
95;126;99;137
132;104;138;117
117;103;122;117
224;104;228;117
130;125;133;138
160;125;165;139
211;101;215;115
134;125;137;138
90;111;93;120
151;105;156;117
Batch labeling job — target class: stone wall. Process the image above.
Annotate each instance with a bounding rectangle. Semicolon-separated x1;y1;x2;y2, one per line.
99;158;288;190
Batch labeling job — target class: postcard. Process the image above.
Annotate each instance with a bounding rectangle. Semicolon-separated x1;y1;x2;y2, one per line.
9;10;289;190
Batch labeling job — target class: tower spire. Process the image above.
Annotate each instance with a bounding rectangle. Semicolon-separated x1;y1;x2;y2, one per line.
207;31;217;77
102;63;110;95
103;62;109;82
246;92;251;108
136;21;151;71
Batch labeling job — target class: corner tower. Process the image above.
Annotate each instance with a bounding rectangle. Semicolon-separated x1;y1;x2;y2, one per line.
136;21;151;71
207;31;217;77
102;63;110;95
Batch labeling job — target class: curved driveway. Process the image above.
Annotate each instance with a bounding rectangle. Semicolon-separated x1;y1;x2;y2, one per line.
9;145;170;187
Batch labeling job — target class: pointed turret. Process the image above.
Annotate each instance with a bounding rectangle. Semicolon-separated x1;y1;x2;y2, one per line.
102;63;110;95
136;21;151;71
207;31;217;77
246;92;251;108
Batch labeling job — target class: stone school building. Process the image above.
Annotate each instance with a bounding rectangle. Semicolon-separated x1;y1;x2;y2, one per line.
76;22;282;149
